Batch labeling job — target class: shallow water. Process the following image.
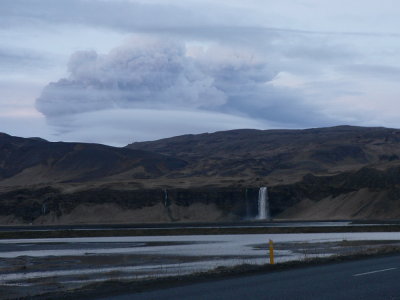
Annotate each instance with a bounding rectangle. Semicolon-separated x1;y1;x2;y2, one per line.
1;232;400;299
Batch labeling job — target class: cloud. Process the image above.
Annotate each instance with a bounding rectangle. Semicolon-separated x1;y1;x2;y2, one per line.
339;64;400;80
0;48;46;70
4;0;400;146
0;0;369;84
0;0;206;31
35;36;335;143
51;108;270;146
36;37;226;117
0;0;383;63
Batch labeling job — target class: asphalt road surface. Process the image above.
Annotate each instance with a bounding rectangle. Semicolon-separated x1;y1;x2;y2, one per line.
98;254;400;300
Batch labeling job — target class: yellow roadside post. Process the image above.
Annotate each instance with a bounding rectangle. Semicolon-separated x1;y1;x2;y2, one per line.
269;239;275;264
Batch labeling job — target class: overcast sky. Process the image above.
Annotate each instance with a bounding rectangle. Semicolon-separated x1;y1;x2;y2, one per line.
2;0;400;146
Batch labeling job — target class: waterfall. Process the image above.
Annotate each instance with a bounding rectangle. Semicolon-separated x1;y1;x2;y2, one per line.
257;187;270;220
42;203;47;215
163;189;168;207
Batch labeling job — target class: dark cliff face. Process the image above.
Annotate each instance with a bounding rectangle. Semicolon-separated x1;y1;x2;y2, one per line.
3;166;400;223
0;187;260;223
269;166;400;216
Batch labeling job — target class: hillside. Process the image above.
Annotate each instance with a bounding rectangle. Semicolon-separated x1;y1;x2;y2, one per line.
0;132;187;186
127;126;400;186
2;126;400;224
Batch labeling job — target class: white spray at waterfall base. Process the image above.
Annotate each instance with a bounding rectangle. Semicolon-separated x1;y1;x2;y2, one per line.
257;187;271;220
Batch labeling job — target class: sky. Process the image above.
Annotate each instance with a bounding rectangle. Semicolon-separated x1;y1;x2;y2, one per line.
2;0;400;146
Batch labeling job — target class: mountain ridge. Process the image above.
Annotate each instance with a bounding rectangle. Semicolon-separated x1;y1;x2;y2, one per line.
0;132;187;186
2;125;400;223
126;125;400;186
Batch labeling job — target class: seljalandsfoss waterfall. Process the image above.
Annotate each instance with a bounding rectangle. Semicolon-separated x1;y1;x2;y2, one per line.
257;187;271;220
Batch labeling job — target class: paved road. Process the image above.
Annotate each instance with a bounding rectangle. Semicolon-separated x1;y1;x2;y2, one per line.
98;254;400;300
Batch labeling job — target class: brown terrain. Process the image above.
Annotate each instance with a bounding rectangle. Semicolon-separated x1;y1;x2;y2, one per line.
2;125;400;224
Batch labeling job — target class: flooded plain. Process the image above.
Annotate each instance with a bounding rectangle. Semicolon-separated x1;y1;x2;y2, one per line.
1;233;400;299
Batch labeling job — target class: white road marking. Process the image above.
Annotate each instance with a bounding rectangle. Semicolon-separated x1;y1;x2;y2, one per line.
353;268;397;277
